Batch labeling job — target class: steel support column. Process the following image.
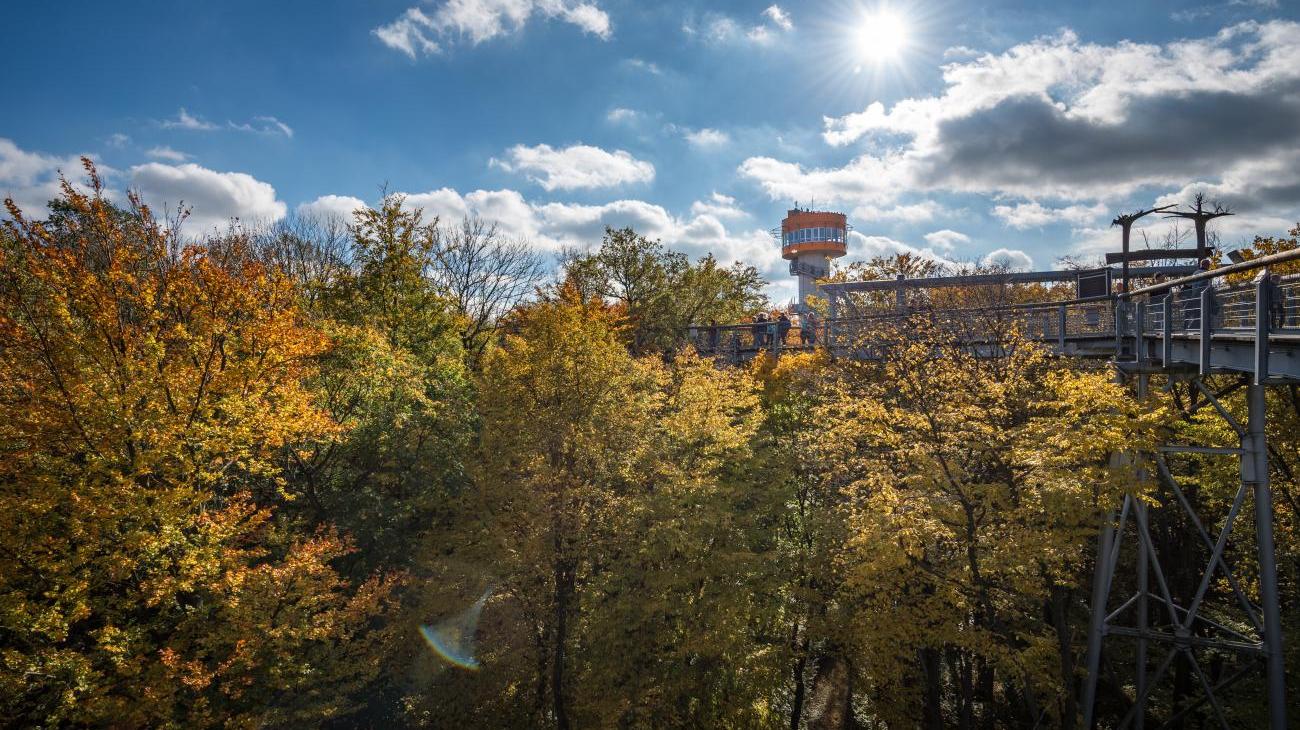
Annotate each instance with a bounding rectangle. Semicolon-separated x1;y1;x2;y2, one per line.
1247;381;1287;728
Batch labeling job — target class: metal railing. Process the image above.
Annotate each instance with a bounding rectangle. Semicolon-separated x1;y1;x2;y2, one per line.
689;249;1300;363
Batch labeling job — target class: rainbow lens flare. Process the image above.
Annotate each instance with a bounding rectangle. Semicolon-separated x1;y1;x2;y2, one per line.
420;588;491;670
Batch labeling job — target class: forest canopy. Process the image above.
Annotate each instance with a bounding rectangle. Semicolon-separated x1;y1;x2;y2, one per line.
2;162;1299;728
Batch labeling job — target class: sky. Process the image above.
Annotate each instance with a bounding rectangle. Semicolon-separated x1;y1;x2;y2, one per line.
3;0;1300;304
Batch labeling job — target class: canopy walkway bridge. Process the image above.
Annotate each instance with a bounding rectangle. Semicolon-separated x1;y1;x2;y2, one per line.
689;248;1300;729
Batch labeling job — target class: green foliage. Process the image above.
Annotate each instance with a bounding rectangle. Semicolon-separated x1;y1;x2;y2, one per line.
6;165;1294;728
563;227;767;355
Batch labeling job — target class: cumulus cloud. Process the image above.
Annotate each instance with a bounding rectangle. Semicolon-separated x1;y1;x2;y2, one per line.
983;248;1034;270
853;200;947;224
683;128;730;148
606;107;641;124
320;186;783;285
991;201;1107;229
374;0;610;58
297;194;366;221
923;229;970;253
491;143;654;191
741;20;1300;246
146;146;189;162
130;162;286;233
690;192;747;220
0;138;96;216
850;231;955;266
763;5;793;32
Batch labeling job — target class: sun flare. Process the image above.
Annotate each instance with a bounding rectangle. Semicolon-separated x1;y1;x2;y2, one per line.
856;9;909;63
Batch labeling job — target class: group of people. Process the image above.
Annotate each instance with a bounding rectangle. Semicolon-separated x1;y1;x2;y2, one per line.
698;310;820;353
748;310;818;348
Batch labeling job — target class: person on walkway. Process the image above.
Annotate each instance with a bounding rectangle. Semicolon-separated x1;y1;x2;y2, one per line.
708;319;720;350
776;312;792;347
751;312;768;348
1268;272;1287;329
801;310;818;345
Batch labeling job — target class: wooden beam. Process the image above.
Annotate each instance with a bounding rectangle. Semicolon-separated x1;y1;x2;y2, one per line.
1106;249;1204;264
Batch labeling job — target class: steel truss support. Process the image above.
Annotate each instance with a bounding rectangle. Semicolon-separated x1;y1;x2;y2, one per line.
1081;373;1287;729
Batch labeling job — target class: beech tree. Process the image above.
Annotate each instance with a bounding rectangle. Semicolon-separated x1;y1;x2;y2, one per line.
0;163;392;726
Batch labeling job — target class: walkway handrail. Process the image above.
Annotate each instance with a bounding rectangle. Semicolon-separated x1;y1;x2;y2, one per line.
1121;248;1300;299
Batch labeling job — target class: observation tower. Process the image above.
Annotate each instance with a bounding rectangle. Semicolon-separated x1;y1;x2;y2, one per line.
773;206;849;310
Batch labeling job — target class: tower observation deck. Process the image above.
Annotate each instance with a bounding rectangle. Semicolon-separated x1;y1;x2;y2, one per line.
773;207;849;310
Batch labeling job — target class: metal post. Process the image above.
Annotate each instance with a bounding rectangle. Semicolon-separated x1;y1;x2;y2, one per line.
1256;279;1270;384
1121;222;1131;294
1247;382;1288;729
1058;304;1067;353
1162;293;1173;365
1135;301;1147;366
1114;299;1126;359
1082;511;1117;729
895;273;906;311
1199;286;1212;376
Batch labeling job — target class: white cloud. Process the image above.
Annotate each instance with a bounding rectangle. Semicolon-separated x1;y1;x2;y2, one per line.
250;116;293;139
297;194;366;221
0;138;95;217
491;143;654;191
689;192;747;220
983;248;1034;270
404;187;473;221
160;108;293;138
373;8;441;57
130;162;286;233
853;200;946;224
146;146;189;162
374;0;610;57
923;229;970;253
162;108;220;132
850;231;955;266
683;128;730;148
698;5;794;45
762;5;793;32
991;201;1107;229
106;133;131;148
606;107;641;124
740;20;1300;252
623;58;662;75
346;186;785;285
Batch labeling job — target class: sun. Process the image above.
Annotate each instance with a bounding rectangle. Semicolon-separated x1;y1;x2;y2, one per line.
855;9;909;63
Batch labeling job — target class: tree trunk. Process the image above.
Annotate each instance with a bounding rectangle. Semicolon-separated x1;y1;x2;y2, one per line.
804;654;856;730
791;648;808;730
552;558;574;729
1048;587;1077;730
920;648;944;730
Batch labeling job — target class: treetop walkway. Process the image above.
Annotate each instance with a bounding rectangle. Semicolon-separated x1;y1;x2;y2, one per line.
690;248;1300;383
690;246;1300;729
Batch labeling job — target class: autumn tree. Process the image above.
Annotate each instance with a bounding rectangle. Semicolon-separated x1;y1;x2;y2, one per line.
0;162;392;726
429;216;547;359
563;227;767;354
276;194;474;577
811;319;1166;727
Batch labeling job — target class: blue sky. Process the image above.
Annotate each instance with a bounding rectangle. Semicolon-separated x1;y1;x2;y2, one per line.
3;0;1299;303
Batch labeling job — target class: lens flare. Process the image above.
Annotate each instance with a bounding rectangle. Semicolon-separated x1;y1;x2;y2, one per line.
420;587;491;670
